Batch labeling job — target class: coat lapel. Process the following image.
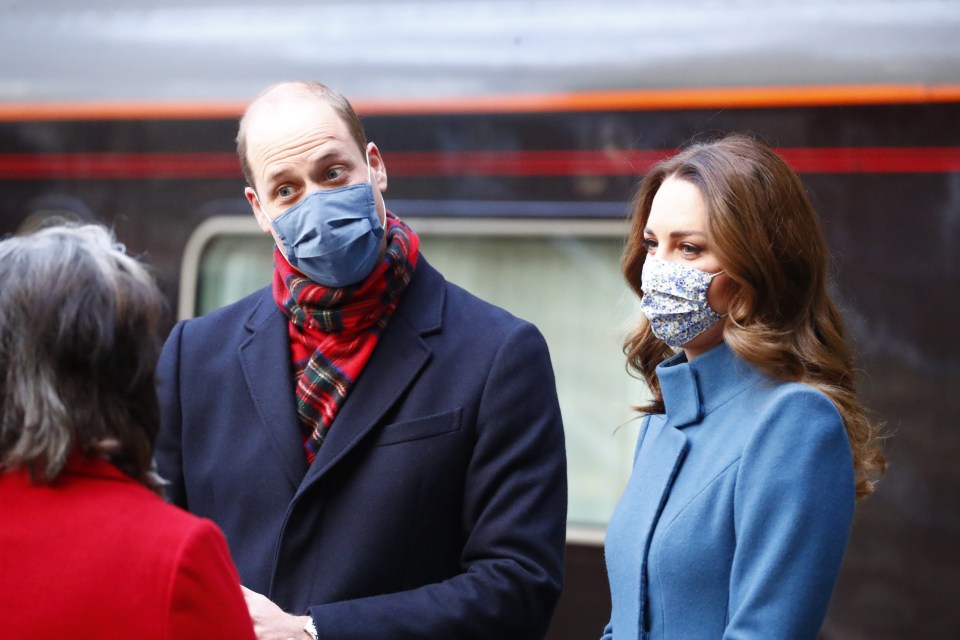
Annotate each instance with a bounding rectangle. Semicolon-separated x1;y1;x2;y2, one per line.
238;291;308;491
293;258;443;500
631;421;689;549
628;417;689;633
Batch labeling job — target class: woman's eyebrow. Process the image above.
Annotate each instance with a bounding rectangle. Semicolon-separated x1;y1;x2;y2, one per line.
668;230;706;239
642;227;706;239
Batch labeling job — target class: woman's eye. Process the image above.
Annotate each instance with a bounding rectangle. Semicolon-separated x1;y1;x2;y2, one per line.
680;243;702;256
641;238;657;253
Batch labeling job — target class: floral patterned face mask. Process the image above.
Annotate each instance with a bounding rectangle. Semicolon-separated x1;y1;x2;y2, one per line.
639;257;725;348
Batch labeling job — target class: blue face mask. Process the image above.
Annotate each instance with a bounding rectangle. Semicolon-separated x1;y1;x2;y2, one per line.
269;153;384;288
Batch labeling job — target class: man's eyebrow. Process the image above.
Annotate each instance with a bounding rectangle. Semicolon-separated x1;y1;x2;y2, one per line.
263;166;294;187
263;149;349;187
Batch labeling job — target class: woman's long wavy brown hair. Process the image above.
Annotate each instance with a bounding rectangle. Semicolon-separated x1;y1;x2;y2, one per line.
622;134;885;499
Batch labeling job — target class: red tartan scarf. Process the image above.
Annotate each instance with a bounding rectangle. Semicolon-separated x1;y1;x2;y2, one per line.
271;213;420;463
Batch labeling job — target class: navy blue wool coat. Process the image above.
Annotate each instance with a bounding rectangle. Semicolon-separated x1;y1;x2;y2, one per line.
156;257;567;639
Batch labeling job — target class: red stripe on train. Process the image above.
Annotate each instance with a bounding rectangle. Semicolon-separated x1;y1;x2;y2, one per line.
0;148;959;179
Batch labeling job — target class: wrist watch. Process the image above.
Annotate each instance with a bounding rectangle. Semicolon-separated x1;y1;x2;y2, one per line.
303;617;318;640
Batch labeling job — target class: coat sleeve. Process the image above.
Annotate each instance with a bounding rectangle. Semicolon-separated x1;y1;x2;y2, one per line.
165;518;256;640
307;322;568;639
155;320;188;508
725;387;855;639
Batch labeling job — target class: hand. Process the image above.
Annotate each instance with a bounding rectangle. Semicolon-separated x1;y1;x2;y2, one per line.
241;585;311;640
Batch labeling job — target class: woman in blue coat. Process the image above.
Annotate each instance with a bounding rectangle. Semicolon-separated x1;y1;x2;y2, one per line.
602;134;886;639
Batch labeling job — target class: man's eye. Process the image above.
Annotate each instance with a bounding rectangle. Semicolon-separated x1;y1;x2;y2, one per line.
277;186;294;198
325;168;343;181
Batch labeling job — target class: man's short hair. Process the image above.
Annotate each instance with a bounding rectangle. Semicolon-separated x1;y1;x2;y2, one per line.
236;81;368;190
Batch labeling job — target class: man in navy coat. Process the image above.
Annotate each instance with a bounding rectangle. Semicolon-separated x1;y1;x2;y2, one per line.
155;81;567;639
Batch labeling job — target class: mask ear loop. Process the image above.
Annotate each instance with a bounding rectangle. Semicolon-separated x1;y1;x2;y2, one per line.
365;145;387;233
706;270;729;318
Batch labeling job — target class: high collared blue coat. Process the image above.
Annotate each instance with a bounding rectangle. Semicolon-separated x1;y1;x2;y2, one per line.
602;342;855;640
155;257;567;639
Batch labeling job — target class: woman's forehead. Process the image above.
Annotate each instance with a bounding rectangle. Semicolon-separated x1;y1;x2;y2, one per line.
647;178;707;232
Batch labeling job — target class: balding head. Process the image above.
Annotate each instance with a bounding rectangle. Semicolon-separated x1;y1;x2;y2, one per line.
236;81;367;190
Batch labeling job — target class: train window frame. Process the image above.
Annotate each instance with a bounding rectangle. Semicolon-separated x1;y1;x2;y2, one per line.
180;214;645;546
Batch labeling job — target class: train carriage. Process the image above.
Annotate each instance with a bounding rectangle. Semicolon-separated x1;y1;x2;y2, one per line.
1;2;959;637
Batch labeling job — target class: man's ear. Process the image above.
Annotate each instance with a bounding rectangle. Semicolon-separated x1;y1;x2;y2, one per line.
367;142;388;193
245;187;272;234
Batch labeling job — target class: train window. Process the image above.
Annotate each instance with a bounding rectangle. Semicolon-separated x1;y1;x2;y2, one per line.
181;216;648;539
198;235;274;315
180;216;274;318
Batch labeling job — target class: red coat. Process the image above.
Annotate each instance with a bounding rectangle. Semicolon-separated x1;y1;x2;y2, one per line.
0;453;256;640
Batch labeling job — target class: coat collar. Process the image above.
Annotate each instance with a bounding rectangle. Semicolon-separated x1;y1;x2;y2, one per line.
3;453;141;495
655;341;762;429
61;451;135;484
394;256;444;336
